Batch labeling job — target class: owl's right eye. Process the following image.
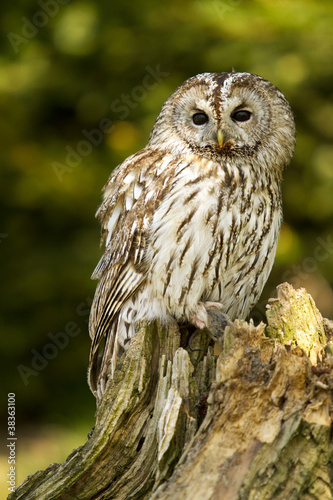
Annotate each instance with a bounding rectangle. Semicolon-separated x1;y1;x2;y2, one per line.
192;112;209;125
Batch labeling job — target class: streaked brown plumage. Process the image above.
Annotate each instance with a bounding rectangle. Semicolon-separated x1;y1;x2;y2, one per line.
89;72;296;400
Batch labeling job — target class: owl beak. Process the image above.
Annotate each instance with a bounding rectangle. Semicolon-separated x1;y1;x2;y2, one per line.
217;129;224;147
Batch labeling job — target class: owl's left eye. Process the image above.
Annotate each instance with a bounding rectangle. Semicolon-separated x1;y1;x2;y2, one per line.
192;112;209;125
231;109;252;122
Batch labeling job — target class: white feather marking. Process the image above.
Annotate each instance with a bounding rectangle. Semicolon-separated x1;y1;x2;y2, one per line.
133;183;143;199
143;214;150;228
123;171;136;185
156;157;171;176
106;205;121;245
126;196;133;210
145;191;154;203
139;171;146;183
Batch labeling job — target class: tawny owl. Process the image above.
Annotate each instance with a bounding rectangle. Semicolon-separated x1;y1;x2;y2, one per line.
89;72;295;399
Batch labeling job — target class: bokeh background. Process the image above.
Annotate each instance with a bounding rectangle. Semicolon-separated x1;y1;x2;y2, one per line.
1;0;333;494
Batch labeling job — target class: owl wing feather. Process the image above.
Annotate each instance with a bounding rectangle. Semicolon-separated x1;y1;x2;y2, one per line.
89;148;173;391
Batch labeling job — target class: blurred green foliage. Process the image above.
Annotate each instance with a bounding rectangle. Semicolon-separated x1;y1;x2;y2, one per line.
1;0;333;429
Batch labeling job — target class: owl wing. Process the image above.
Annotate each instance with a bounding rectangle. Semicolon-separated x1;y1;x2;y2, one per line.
89;148;173;392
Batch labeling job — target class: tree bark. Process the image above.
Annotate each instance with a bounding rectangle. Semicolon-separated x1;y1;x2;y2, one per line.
9;283;333;500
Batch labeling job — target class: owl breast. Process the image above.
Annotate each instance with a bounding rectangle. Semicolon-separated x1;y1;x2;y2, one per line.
135;154;281;326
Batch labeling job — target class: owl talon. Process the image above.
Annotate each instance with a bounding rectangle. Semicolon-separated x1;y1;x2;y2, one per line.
190;301;231;343
205;305;232;342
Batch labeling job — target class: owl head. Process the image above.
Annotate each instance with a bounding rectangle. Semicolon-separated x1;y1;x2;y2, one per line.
149;72;295;172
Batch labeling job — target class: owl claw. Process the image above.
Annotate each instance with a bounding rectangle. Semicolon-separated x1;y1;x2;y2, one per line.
190;301;232;343
205;304;232;341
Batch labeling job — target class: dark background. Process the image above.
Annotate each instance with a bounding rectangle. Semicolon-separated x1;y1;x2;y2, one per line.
1;0;333;488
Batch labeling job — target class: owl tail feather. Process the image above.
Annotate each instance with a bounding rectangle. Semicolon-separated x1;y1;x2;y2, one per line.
88;317;120;401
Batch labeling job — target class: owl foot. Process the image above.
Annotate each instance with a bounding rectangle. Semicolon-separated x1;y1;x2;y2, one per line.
190;301;232;344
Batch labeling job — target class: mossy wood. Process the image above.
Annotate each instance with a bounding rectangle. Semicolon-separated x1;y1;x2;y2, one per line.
9;283;333;499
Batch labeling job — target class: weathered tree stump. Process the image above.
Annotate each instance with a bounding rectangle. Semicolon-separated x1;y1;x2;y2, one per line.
9;283;333;499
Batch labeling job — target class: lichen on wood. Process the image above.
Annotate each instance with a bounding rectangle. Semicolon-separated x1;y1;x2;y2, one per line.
266;282;327;363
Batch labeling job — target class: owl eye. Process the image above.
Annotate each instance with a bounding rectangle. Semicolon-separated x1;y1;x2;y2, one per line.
231;110;252;122
192;112;209;125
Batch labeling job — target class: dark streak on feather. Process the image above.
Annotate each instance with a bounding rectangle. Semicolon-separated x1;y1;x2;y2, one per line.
187;257;200;293
184;189;200;204
176;209;196;243
179;237;193;267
